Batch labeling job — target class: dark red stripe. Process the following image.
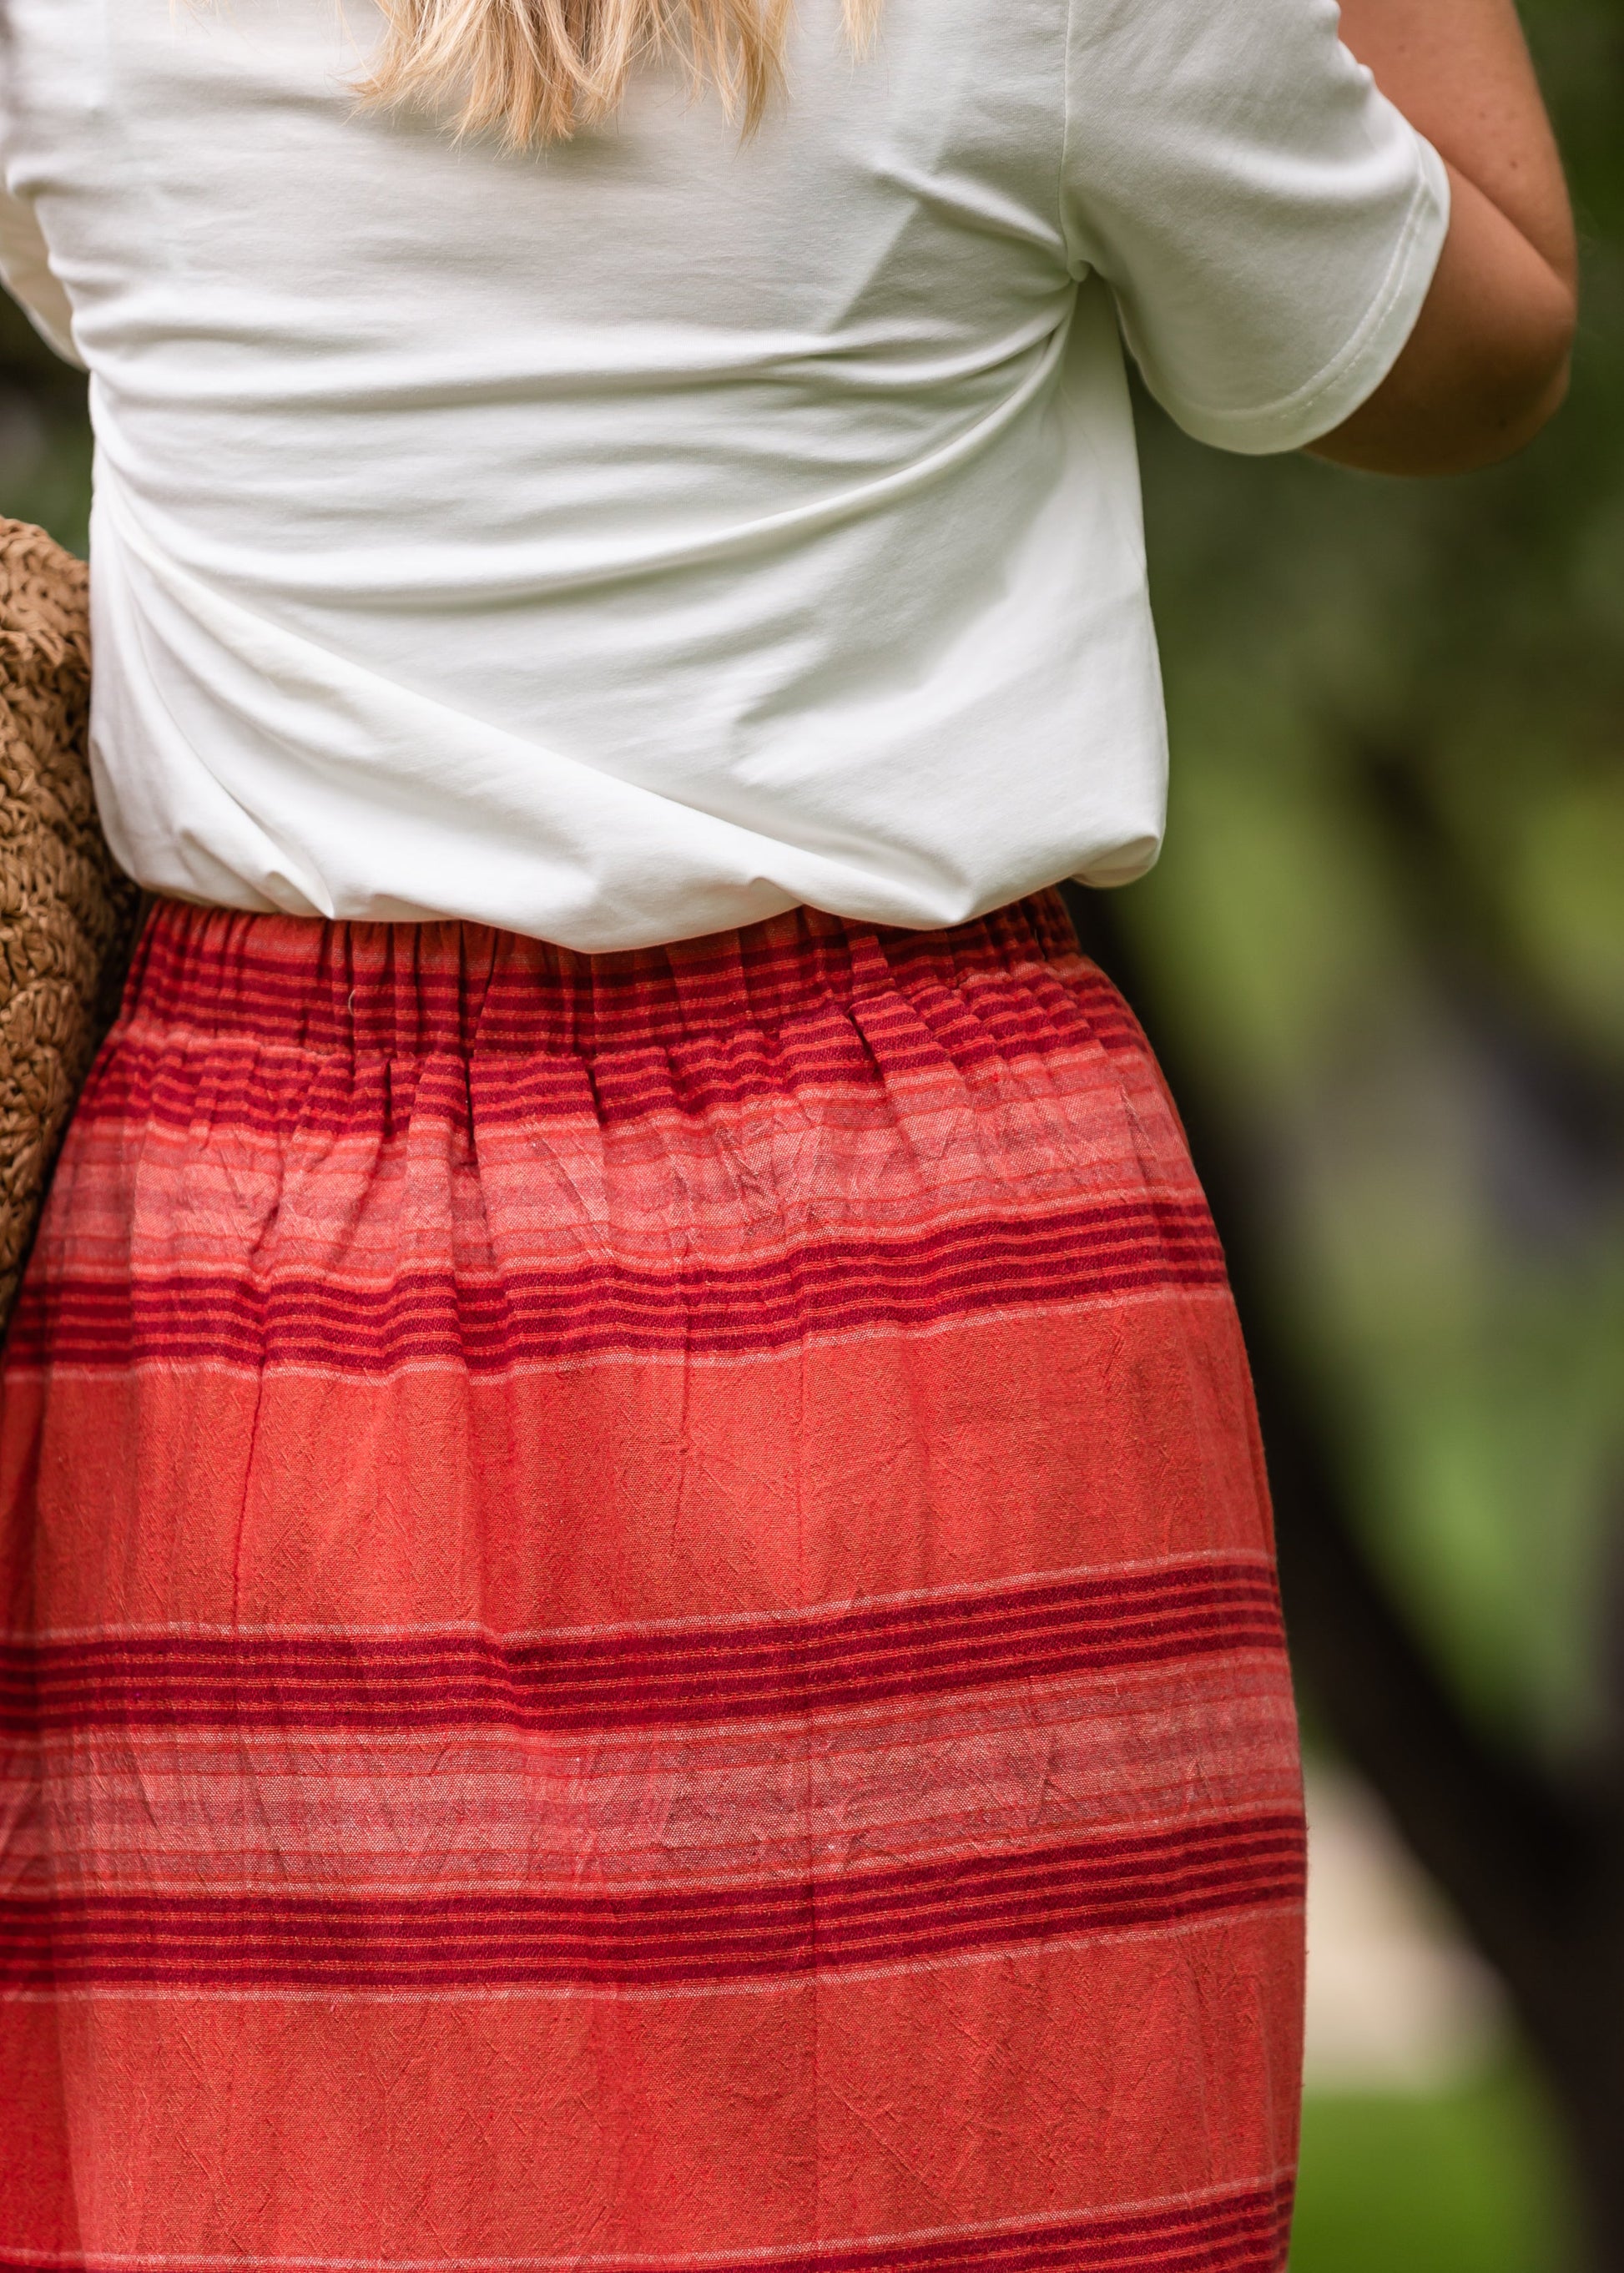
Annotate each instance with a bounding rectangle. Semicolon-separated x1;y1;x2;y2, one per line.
119;960;1136;1046
105;894;1123;1067
0;1557;1285;1733
84;1022;1149;1131
0;1814;1304;1990
0;2174;1292;2272
0;1617;1285;1733
10;1197;1226;1373
0;1591;1280;1694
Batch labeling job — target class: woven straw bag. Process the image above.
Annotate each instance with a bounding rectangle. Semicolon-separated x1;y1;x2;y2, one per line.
0;517;141;1335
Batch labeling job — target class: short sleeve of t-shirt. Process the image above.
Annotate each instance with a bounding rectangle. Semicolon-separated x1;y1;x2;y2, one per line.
1062;0;1450;454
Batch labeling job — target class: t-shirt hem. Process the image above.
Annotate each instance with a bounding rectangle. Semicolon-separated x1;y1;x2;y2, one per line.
1144;133;1450;458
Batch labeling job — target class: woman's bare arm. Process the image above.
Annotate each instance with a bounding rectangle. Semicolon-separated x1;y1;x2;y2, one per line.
1309;0;1577;476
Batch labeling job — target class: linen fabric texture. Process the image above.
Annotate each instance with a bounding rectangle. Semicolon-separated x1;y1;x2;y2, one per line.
0;0;1445;950
0;891;1305;2270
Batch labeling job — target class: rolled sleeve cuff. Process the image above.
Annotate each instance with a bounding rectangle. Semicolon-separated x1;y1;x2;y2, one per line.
1142;131;1450;457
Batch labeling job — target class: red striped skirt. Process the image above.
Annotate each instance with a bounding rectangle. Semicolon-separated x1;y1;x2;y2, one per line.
0;891;1304;2271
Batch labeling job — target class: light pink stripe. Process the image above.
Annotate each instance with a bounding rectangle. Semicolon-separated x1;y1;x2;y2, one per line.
1;1659;1297;1897
37;1061;1198;1286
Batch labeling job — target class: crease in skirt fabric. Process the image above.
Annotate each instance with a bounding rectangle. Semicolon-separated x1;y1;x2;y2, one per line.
0;889;1304;2270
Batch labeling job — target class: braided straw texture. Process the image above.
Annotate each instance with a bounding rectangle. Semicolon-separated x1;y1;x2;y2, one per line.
0;517;140;1334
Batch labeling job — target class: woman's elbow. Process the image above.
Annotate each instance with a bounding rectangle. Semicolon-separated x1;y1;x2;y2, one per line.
1425;279;1577;474
1309;176;1579;478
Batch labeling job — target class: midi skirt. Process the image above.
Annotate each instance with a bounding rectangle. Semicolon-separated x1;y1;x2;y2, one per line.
0;891;1304;2272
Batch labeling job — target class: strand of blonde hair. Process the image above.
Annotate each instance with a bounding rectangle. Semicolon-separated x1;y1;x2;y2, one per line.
358;0;879;147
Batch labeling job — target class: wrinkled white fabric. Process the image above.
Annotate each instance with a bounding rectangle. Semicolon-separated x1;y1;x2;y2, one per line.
0;0;1446;949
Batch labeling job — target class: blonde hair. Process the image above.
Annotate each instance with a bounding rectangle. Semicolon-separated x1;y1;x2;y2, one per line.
359;0;878;148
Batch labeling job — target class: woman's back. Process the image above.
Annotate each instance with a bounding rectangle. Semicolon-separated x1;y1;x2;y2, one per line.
0;0;1441;944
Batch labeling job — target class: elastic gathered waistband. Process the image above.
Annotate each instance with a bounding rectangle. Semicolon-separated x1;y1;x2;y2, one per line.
118;891;1086;1061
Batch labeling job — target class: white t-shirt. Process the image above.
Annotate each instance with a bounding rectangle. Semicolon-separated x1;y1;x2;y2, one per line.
0;0;1446;950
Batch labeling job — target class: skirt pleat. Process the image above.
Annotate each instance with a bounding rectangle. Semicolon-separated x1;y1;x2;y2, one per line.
0;890;1303;2270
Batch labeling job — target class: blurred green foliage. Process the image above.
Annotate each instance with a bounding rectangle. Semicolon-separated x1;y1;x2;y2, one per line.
0;295;90;556
1292;2070;1576;2271
1122;0;1624;1763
